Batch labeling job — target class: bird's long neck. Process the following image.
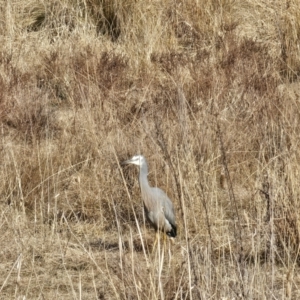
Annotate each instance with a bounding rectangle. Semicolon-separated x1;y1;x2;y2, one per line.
139;162;150;190
139;162;153;211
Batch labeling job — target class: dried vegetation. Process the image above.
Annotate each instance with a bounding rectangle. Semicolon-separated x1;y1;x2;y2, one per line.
1;0;300;299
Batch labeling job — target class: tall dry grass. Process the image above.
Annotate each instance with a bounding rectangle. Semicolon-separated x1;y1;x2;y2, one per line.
1;0;300;298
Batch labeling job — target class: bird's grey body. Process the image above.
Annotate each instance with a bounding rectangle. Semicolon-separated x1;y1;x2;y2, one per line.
123;155;176;238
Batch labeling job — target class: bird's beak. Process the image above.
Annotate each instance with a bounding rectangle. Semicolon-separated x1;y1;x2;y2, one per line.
121;159;132;165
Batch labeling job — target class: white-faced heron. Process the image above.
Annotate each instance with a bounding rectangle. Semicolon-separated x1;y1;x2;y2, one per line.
123;155;177;239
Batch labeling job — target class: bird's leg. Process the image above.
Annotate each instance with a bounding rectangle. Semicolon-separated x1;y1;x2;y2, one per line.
167;237;173;269
152;231;160;253
163;232;167;249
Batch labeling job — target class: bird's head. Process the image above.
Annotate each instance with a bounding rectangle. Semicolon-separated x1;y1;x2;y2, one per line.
122;155;145;166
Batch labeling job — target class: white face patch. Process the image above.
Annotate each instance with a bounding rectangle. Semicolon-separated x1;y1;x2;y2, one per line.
129;155;144;166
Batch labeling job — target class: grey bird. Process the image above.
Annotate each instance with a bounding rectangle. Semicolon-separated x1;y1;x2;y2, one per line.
123;155;177;239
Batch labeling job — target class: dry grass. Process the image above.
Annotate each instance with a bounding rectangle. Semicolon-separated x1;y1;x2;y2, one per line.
1;0;300;298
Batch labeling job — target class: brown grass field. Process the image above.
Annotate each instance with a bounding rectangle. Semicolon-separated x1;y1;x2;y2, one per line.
1;0;300;299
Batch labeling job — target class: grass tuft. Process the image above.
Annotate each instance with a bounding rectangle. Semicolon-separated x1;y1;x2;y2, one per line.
1;0;300;298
